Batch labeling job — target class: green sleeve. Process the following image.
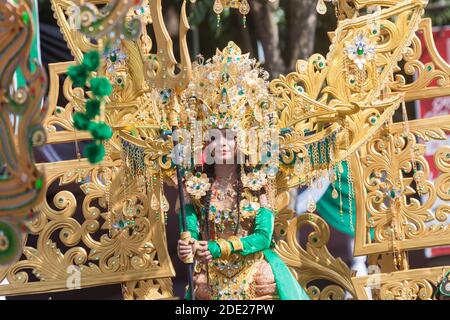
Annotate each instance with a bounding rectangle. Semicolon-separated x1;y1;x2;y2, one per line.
178;204;200;240
207;241;221;259
235;207;274;256
207;208;275;258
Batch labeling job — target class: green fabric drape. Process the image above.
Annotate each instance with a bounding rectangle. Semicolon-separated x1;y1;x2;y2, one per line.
179;204;310;300
316;161;374;240
316;162;356;237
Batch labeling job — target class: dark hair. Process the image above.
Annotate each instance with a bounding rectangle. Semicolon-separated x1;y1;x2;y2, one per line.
235;166;242;235
201;164;214;239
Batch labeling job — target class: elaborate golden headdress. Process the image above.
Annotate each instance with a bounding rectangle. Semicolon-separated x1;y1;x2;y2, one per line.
183;42;276;133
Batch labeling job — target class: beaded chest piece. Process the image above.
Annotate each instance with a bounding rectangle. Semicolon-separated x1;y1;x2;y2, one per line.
196;185;264;300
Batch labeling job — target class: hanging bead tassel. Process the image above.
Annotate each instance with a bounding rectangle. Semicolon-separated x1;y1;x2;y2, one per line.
316;0;327;15
213;0;223;28
239;0;250;28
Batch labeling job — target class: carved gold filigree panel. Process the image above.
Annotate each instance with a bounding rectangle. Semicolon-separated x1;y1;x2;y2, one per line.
352;266;449;300
353;115;450;256
270;0;427;192
0;159;174;296
0;38;175;297
122;277;174;300
390;18;450;101
275;194;356;300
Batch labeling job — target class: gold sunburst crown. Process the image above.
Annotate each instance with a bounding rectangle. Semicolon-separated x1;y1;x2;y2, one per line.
183;42;276;132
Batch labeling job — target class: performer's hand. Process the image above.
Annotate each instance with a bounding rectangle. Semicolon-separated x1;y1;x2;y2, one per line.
177;238;195;262
196;240;212;263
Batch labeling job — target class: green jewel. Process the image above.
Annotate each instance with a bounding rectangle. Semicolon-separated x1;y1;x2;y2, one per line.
357;46;364;56
35;177;43;191
22;11;30;25
427;65;432;71
390;190;396;198
118;220;125;228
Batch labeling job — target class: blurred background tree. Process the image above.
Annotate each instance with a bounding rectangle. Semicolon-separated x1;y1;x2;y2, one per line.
426;0;450;25
185;0;322;77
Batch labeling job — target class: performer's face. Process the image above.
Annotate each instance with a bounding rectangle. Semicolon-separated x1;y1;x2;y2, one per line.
207;129;236;164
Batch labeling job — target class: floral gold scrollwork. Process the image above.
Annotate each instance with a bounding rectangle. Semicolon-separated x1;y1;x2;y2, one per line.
0;159;174;296
275;212;356;300
122;278;173;300
269;1;426;193
50;0;101;62
352;266;450;300
434;146;450;222
380;279;434;300
391;18;450;102
353;115;450;256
